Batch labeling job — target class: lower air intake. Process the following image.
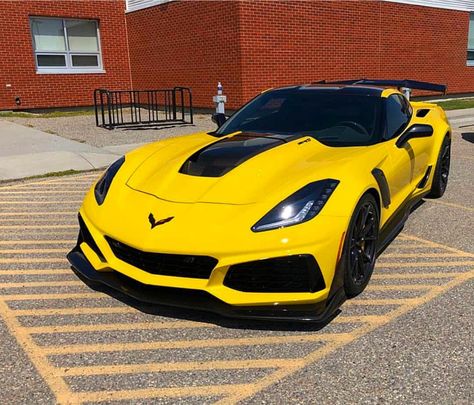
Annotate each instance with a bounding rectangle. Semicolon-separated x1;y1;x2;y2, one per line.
224;255;325;293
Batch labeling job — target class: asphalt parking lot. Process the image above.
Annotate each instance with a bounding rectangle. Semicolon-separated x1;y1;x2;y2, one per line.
0;128;472;404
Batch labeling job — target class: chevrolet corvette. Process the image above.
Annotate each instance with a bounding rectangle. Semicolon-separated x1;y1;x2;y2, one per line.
68;79;451;322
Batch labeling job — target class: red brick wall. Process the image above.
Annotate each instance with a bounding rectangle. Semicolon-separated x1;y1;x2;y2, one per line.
126;0;244;109
3;1;473;110
127;0;474;109
239;1;474;101
0;0;131;110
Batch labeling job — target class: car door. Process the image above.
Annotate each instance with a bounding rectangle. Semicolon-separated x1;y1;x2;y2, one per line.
382;94;431;211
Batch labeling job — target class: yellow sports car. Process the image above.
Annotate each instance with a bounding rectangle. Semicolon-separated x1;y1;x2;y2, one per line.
68;79;451;322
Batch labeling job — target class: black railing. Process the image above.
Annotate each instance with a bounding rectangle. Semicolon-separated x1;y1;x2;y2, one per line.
94;87;193;129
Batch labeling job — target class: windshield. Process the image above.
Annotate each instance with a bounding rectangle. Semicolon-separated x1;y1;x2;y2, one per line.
216;89;383;146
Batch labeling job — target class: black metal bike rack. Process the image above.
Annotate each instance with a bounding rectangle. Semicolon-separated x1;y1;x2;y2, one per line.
94;87;193;129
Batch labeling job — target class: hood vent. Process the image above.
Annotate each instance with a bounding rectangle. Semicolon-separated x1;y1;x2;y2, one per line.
179;133;293;177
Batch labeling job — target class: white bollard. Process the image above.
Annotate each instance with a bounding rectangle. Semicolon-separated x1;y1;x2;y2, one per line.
213;82;227;114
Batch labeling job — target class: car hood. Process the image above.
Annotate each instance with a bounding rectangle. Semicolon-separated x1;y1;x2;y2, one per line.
126;132;382;205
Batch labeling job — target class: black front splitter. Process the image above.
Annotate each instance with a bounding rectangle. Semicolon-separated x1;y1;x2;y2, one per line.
67;247;345;323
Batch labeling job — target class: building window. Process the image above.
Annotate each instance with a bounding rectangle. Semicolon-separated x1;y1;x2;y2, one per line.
30;17;103;73
468;13;474;66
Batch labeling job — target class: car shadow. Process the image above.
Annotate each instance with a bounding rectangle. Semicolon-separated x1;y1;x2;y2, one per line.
120;123;195;131
461;132;474;143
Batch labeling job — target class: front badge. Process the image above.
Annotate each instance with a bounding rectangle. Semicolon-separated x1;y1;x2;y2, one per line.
148;213;174;229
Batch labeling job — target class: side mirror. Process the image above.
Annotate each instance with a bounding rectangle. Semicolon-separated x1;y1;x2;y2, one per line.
211;113;228;128
396;124;433;148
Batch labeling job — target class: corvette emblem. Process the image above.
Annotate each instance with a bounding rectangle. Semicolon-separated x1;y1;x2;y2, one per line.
148;213;174;229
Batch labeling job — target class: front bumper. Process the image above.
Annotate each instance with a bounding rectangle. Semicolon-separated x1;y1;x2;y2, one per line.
67;246;345;322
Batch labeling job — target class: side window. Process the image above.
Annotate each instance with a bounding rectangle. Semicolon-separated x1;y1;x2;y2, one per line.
385;95;411;140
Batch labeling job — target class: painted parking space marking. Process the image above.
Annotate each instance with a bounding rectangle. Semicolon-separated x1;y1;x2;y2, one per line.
427;199;474;212
0;176;473;404
0;212;76;216
0;240;73;245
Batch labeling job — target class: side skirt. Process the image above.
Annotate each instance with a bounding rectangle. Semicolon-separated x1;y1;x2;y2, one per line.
376;192;428;257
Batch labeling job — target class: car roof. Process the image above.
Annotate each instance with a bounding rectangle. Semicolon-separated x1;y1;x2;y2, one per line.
268;84;384;97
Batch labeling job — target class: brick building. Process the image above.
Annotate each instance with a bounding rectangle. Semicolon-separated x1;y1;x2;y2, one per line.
0;0;131;110
1;0;474;110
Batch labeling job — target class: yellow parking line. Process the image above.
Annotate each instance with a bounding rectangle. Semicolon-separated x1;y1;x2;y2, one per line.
400;233;474;255
2;232;76;237
377;261;474;268
3;173;96;183
4;292;101;301
0;258;67;264
427;200;474;212
372;272;459;279
333;315;388;325
0;269;71;275
11;306;133;316
0;299;73;403
0;212;76;216
0;225;76;229
221;270;474;404
25;320;215;334
60;358;299;377
0;280;81;288
76;384;245;404
367;284;432;291
42;332;355;356
0;201;82;205
346;297;424;306
0;240;73;245
0;191;85;195
383;244;438;249
381;252;474;258
0;179;86;190
0;248;68;254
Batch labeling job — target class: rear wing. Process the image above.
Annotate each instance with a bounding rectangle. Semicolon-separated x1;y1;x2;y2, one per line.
315;79;447;99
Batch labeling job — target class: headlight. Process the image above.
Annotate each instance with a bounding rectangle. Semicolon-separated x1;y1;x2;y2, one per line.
252;179;339;232
94;156;125;205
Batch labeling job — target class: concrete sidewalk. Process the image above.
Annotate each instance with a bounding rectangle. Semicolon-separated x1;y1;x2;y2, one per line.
0;107;471;182
0;120;145;181
446;108;474;128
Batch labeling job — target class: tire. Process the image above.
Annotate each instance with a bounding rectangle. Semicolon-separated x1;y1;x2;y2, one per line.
426;136;451;199
342;193;380;298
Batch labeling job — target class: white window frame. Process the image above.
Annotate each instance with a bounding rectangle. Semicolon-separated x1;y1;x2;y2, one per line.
30;17;105;74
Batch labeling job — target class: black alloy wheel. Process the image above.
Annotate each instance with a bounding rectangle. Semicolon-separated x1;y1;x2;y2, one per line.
427;136;451;199
343;194;379;298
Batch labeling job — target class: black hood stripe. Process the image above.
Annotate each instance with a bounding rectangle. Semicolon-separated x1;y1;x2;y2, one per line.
179;132;303;178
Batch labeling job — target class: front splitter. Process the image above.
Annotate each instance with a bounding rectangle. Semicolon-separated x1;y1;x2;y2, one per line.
67;247;345;323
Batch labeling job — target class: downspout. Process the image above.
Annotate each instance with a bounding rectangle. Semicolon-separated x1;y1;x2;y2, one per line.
124;1;134;91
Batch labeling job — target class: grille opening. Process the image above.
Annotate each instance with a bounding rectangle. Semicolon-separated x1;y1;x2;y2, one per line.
224;255;325;293
105;237;218;279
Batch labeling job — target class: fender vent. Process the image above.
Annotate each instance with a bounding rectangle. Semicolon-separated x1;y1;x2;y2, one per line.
416;109;430;118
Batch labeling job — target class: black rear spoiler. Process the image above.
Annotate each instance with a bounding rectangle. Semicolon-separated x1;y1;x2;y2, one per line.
315;79;447;94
